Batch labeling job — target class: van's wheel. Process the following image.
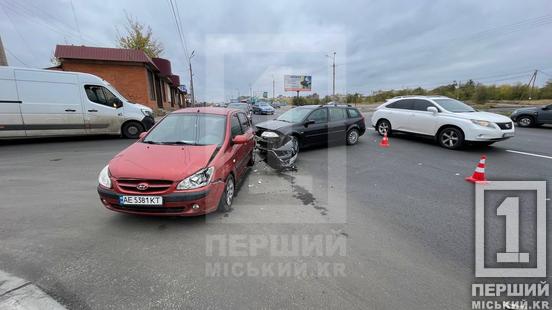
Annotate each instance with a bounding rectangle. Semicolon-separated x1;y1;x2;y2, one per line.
438;127;464;150
122;122;144;139
346;128;360;145
218;174;235;213
517;116;535;127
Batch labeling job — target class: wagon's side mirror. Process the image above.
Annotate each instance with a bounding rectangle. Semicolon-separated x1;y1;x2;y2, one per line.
304;120;315;127
139;132;148;140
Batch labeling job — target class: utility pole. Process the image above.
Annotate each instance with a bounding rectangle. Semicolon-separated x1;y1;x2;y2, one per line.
526;70;538;100
188;50;196;106
326;52;336;97
0;36;8;66
272;75;275;101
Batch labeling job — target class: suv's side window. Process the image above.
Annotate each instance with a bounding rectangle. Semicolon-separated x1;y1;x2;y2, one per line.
307;108;328;123
387;99;413;110
412;99;437;112
329;107;347;121
84;85;119;108
230;114;242;137
237;113;250;132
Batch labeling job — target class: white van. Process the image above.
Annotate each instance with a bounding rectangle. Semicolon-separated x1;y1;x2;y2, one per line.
0;66;154;139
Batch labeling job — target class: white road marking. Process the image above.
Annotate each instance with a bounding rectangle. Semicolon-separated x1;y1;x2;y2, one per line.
506;150;552;160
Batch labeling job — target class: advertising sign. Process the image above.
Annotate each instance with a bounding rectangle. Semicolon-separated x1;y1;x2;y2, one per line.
284;75;312;92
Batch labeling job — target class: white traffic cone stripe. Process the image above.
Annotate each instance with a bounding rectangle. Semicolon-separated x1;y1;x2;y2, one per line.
475;167;485;173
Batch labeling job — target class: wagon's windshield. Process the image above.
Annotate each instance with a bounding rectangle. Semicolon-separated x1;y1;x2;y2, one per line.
143;114;226;146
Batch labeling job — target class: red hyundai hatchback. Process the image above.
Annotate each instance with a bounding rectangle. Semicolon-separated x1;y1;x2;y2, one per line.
97;107;255;216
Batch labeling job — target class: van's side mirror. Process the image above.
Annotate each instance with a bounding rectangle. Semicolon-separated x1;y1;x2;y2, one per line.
139;132;148;140
304;120;315;127
113;98;123;109
427;107;438;114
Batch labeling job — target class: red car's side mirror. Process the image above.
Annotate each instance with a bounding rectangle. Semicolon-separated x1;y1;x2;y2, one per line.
139;132;148;140
232;134;248;144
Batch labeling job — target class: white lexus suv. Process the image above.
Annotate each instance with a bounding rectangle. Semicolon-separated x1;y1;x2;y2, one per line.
371;96;515;149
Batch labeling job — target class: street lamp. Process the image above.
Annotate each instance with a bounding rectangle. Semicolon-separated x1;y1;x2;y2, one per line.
325;52;336;97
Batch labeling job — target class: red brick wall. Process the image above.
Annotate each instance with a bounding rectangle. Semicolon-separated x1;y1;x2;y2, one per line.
60;60;160;109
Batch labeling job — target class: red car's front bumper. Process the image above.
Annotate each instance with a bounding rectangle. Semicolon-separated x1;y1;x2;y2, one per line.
97;181;225;216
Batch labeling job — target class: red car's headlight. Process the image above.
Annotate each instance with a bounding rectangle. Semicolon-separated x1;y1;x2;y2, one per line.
177;167;215;190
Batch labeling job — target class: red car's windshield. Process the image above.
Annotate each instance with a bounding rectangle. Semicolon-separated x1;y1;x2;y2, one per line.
143;114;226;146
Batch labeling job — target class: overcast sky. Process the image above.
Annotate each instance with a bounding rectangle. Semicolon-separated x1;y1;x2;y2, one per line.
1;0;551;102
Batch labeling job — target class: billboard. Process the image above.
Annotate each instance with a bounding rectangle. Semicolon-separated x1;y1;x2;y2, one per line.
284;75;312;92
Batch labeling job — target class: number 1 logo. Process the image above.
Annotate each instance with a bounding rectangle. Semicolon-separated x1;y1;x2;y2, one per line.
475;181;547;278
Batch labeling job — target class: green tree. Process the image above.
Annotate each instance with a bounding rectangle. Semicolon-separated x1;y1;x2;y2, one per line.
117;15;164;58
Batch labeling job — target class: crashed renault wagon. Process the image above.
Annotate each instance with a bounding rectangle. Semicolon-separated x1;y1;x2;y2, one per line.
255;104;366;169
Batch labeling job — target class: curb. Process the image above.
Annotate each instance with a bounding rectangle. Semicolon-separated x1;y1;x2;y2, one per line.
0;271;65;310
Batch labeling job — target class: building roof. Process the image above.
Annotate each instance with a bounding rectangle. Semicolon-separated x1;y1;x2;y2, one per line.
54;45;158;70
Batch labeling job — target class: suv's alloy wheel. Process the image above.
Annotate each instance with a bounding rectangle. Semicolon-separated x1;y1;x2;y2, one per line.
377;120;391;136
438;127;464;149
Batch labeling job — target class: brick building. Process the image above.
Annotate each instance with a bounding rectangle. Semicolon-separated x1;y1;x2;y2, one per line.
52;45;187;111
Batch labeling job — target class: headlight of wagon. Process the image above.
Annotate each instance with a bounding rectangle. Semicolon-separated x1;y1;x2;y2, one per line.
471;119;495;128
177;167;215;190
98;165;111;188
261;131;279;139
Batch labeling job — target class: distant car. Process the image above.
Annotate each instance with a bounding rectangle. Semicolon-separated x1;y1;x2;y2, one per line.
97;107;255;216
227;102;252;120
371;96;515;149
270;101;282;109
510;104;552;127
252;101;275;115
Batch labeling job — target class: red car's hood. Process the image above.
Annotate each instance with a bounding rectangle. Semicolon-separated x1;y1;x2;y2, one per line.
109;142;219;181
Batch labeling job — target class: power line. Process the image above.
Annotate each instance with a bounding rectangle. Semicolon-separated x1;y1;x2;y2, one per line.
0;0;104;46
5;47;28;66
69;0;83;44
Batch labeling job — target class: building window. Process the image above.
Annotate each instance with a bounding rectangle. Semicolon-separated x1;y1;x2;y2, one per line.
147;70;156;100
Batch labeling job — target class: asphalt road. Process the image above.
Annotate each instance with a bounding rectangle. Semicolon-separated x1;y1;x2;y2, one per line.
0;110;550;309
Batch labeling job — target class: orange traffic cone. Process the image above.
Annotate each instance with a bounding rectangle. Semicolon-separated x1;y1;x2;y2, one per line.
466;155;489;183
379;132;390;148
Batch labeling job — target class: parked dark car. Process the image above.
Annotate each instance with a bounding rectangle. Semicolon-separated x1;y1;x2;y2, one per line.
254;104;365;169
510;104;552;127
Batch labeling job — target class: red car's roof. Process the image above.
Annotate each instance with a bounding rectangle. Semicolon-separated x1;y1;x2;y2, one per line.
173;107;232;115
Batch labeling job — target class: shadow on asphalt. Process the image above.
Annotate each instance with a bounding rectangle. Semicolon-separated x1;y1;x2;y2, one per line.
0;135;126;146
367;131;508;155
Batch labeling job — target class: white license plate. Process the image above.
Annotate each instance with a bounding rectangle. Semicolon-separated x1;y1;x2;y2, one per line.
119;196;163;206
503;133;515;138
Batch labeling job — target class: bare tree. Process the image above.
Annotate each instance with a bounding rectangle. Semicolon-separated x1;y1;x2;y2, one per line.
117;15;164;58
